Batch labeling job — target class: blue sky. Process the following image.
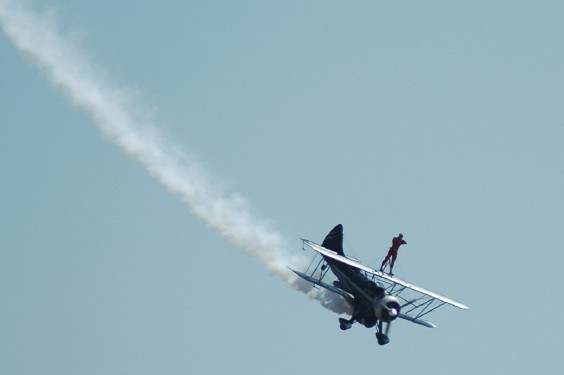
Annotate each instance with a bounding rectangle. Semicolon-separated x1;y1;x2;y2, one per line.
2;1;564;374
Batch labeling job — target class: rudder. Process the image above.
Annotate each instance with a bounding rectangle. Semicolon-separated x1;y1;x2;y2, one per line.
321;224;344;255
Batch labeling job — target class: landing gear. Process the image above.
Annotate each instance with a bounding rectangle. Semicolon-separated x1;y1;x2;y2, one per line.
376;332;390;346
339;318;353;331
375;321;391;345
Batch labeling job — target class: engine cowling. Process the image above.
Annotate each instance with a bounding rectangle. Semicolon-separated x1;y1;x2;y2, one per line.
375;295;401;322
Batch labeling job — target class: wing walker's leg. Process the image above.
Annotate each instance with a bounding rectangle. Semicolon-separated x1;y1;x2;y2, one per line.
379;259;395;276
380;259;390;273
380;258;388;272
388;253;397;276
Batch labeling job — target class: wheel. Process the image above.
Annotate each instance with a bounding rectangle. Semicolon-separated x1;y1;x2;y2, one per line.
339;318;352;331
376;332;390;346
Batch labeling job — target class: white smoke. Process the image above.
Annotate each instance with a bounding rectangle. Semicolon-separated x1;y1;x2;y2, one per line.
0;1;352;315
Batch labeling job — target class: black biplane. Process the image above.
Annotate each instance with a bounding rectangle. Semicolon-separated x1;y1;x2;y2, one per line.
291;224;468;345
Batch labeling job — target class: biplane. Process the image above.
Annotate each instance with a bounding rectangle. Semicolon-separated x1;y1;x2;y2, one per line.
291;224;468;345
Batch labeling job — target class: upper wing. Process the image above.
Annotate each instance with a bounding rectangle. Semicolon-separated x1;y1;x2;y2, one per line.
302;239;469;310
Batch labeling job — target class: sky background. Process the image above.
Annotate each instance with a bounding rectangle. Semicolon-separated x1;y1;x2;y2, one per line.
2;1;564;374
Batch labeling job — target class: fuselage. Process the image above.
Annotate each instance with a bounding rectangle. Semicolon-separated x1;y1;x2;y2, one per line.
326;256;400;327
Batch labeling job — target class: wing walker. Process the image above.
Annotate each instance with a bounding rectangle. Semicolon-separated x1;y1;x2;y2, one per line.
291;224;468;346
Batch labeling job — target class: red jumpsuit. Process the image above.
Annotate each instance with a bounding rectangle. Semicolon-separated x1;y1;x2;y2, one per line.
380;235;406;275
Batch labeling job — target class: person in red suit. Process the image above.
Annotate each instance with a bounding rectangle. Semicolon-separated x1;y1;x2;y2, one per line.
380;233;406;276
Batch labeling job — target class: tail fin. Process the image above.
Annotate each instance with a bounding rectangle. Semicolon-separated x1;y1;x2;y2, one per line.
321;224;344;255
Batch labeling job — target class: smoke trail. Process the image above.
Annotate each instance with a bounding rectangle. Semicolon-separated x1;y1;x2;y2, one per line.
0;1;352;315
